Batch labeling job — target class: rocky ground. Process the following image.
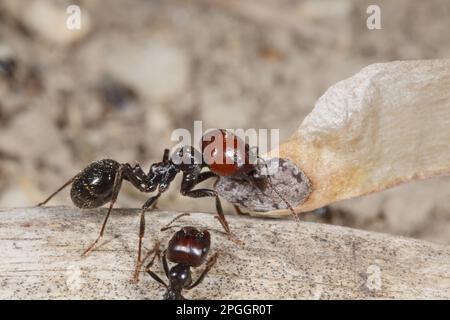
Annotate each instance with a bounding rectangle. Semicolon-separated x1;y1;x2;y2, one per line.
1;0;450;244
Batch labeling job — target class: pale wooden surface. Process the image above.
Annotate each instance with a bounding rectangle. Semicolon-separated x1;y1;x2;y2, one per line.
1;206;450;299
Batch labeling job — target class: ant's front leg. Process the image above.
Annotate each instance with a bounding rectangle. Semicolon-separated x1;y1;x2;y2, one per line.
182;189;231;235
186;252;219;290
145;243;168;288
181;172;239;243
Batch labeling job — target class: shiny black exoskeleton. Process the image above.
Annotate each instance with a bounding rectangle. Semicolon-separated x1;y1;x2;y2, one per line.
70;159;120;209
146;226;218;300
38;147;231;279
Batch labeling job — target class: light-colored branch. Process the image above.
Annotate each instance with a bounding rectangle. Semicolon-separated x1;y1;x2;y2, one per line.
1;206;450;299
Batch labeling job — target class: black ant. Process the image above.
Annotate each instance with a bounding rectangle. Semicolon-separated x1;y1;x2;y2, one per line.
37;146;233;278
145;214;219;300
38;129;296;277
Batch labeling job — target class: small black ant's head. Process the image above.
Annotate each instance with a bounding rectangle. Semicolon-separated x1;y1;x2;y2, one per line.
171;146;203;173
169;263;192;292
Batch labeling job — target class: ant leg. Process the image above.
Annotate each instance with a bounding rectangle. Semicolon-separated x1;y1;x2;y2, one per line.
233;205;249;216
147;270;168;288
181;171;235;234
180;170;240;242
161;249;170;278
82;165;125;256
37;176;76;207
145;245;168;288
133;240;160;282
146;269;168;288
186;252;219;290
182;188;234;240
161;213;191;232
214;195;231;235
134;192;162;278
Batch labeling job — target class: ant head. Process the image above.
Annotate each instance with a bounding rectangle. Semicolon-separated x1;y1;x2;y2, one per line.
168;264;192;289
172;146;203;173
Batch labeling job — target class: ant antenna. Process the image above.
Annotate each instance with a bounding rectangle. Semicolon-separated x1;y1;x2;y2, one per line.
161;213;191;231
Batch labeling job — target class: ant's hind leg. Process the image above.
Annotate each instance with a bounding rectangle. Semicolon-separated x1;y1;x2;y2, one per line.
82;165;125;256
37;176;76;207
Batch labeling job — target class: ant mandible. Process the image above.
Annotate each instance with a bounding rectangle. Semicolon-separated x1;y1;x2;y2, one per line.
145;214;219;300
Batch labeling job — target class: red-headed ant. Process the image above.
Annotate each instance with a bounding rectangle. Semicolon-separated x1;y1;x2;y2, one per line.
202;129;298;221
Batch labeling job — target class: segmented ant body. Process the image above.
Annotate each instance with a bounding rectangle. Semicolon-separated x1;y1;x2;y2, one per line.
38;128;296;278
38;146;231;277
146;225;218;300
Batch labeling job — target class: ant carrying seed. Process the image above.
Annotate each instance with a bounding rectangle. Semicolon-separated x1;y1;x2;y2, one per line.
201;129;299;221
145;214;219;300
38;128;297;278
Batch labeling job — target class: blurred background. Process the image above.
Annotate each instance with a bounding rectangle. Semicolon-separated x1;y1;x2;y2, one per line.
1;0;450;244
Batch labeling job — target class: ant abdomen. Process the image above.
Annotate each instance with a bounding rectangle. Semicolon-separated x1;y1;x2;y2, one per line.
70;159;120;209
167;227;211;268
